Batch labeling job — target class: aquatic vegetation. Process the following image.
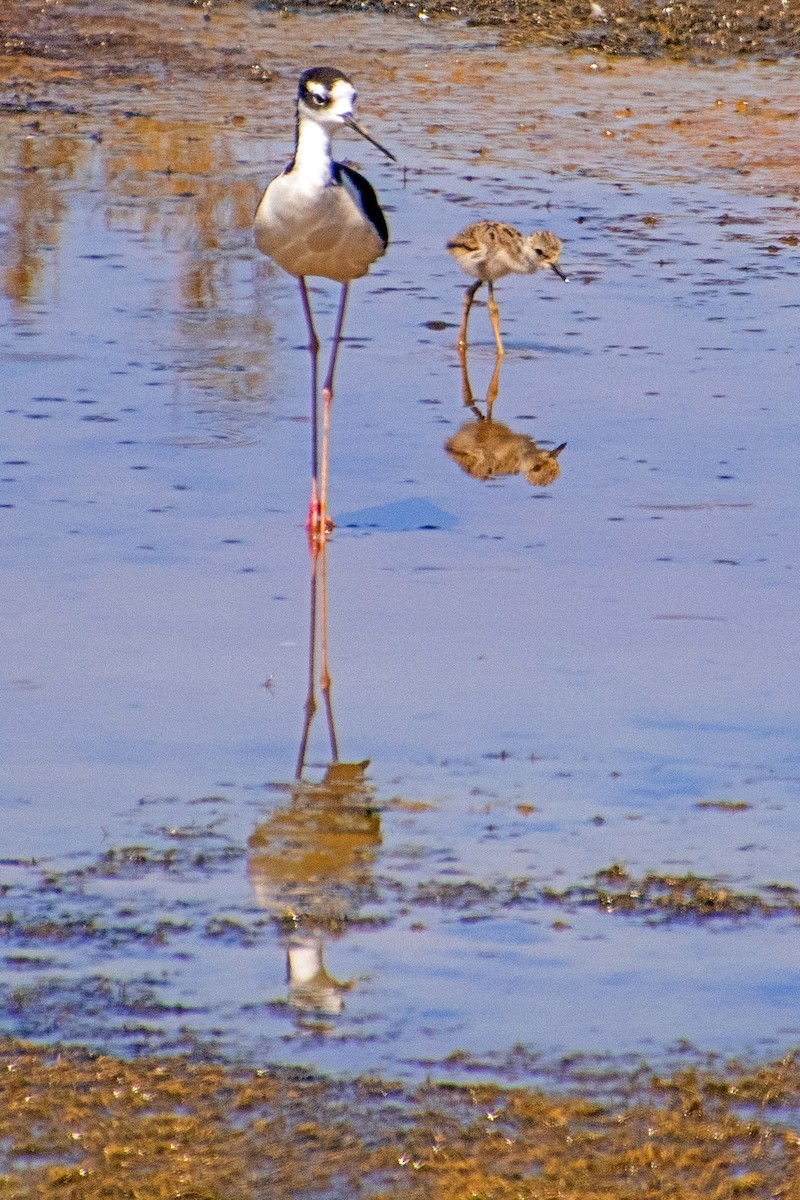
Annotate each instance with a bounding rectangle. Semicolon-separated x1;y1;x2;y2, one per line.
542;864;800;921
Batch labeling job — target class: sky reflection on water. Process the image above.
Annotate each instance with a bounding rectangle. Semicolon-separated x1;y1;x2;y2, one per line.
1;11;799;1076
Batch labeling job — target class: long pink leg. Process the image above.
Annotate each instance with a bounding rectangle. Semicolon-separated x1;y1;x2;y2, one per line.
318;284;349;540
298;277;322;536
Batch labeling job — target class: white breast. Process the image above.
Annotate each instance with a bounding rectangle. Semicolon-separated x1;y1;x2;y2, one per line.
255;173;386;284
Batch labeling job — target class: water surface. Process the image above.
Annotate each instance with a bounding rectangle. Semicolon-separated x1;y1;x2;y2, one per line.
1;7;799;1079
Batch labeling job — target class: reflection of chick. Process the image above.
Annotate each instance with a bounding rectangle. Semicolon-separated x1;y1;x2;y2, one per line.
446;419;566;486
447;222;567;354
248;762;381;1015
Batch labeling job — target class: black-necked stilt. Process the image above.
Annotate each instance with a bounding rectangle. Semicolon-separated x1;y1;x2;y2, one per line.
254;66;395;542
447;222;567;356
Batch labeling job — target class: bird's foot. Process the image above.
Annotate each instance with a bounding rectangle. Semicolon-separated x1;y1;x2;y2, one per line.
305;497;334;548
306;487;321;533
306;520;334;553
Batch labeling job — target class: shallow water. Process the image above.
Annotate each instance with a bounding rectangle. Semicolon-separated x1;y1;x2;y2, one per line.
1;6;799;1080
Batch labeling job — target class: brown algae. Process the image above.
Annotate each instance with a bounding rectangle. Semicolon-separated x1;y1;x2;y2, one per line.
3;0;800;64
2;1037;800;1198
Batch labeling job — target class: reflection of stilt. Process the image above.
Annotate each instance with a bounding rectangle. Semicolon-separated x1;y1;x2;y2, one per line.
296;538;339;779
251;537;381;1018
319;538;339;765
459;342;503;419
448;344;567;487
287;931;350;1015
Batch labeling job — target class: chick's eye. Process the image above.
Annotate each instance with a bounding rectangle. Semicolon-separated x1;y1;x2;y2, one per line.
535;247;545;256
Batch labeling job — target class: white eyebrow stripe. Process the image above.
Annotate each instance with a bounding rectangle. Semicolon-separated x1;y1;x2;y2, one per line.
329;78;356;106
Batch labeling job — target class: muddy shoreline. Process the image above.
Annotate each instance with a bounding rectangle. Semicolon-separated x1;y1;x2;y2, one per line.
2;0;800;72
3;1035;800;1199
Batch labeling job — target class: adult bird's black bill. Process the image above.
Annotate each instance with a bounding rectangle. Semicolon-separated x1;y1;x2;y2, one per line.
344;115;397;163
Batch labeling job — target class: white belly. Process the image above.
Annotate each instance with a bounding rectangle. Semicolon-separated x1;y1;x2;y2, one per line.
254;174;385;284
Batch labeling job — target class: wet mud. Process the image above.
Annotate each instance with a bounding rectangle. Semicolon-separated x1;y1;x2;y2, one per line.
3;0;800;63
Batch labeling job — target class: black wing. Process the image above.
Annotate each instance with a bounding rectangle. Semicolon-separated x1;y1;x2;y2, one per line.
334;162;389;249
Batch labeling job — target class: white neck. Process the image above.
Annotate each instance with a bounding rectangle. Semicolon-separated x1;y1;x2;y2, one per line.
292;116;335;189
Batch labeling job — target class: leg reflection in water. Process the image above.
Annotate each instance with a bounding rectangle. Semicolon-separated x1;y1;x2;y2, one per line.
445;345;567;488
248;538;381;1018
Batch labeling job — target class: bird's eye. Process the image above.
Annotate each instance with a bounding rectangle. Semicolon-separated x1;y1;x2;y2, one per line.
306;88;328;107
534;247;545;256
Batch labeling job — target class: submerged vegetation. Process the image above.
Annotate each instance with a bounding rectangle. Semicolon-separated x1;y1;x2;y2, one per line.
542;863;800;921
2;832;797;1056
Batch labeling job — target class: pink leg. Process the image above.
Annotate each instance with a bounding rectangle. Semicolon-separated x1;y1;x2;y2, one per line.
298;277;322;537
318;284;349;539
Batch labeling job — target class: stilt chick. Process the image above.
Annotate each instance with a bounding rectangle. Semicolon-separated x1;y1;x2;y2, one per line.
447;221;566;355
